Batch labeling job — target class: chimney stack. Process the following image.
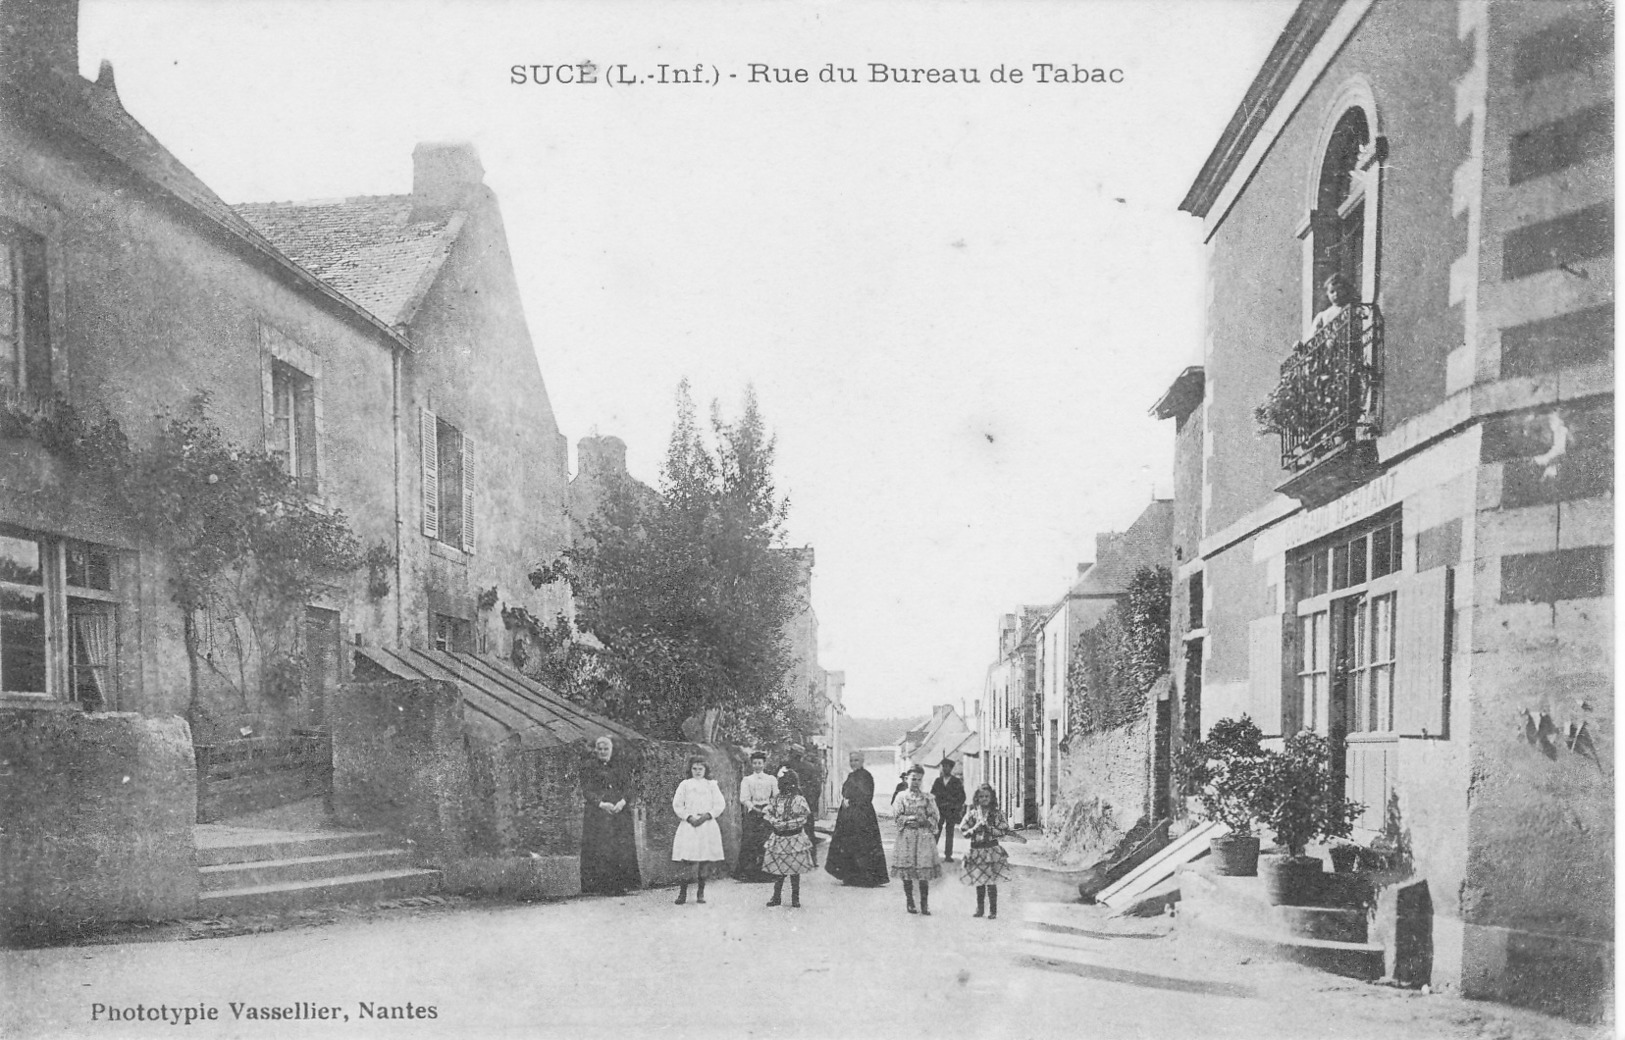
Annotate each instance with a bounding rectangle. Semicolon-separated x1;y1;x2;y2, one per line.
411;142;484;218
1;0;79;81
576;435;628;478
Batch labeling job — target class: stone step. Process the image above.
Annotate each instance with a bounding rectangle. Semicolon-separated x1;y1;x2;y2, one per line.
196;829;397;868
199;848;414;892
1180;915;1385;980
197;868;442;916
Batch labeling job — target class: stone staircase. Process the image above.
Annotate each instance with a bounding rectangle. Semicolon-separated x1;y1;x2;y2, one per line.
1176;862;1385;980
196;825;441;916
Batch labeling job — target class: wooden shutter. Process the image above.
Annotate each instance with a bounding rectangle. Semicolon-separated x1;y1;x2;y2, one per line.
461;433;477;555
420;408;439;538
1396;566;1451;737
1249;613;1289;737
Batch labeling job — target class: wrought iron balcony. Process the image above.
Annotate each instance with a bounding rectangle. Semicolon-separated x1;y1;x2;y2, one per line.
1256;302;1382;463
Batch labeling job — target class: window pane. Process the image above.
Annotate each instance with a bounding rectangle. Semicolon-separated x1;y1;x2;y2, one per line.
66;542;113;591
1311;552;1329;596
0;534;42;585
1371;524;1392;578
1333;543;1350;590
1349;536;1368;586
1;585;46;692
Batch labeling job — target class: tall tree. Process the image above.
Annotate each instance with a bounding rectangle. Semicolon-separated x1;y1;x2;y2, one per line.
529;382;811;744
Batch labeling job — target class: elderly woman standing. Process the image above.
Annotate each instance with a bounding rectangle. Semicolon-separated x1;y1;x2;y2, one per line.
580;735;641;896
671;755;727;905
891;764;942;914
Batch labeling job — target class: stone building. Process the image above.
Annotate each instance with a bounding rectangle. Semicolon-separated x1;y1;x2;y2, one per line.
1173;0;1611;1013
1036;500;1174;826
978;604;1047;824
1;0;578;931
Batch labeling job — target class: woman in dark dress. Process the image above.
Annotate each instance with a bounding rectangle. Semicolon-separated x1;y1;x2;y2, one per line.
824;751;890;886
580;735;641;896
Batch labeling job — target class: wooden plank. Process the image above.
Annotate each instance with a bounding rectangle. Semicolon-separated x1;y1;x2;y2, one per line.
1098;820;1228;908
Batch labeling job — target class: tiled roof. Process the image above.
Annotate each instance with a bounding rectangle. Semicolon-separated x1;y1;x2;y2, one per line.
1071;500;1174;597
233;196;463;327
7;68;407;348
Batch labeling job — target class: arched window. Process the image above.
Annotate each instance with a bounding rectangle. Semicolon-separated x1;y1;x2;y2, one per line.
1298;84;1385;334
1314;109;1370;307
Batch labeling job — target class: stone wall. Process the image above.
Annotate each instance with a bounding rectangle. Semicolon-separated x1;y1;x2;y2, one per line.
0;708;197;940
331;680;471;864
1047;714;1153;866
633;742;743;887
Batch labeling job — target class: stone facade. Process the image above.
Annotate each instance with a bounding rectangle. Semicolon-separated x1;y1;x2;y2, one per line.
1176;0;1612;1016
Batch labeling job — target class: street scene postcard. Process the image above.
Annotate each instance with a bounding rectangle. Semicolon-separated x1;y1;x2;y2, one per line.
0;0;1615;1037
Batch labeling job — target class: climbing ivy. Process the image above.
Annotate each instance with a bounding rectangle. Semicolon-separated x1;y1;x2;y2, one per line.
1064;564;1172;738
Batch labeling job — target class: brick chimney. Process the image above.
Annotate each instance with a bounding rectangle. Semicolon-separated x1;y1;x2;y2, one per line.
1;0;78;81
411;142;483;219
576;435;627;478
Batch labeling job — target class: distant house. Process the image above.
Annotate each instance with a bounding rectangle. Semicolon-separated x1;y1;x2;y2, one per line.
1036;501;1174;824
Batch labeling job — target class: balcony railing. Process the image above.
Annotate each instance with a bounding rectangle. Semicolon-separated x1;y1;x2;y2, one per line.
1255;304;1383;472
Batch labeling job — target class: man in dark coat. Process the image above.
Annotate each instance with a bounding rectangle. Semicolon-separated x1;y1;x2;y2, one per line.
825;750;890;886
930;757;967;862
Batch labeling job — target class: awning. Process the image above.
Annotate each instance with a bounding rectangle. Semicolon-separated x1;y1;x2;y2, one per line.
354;647;646;748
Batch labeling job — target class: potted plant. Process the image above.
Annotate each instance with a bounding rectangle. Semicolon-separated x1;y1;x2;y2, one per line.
1328;842;1360;873
1254;731;1364;904
1176;716;1269;876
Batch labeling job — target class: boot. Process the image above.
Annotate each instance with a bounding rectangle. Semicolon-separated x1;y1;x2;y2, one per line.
904;880;917;914
920;880;931;916
695;877;706;904
675;883;688;906
974;885;986;918
790;874;801;908
767;878;784;907
988;886;998;920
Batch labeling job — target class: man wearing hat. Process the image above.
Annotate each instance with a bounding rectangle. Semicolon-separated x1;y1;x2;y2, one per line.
930;757;967;862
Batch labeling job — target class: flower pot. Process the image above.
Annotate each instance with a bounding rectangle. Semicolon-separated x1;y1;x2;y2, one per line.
1260;854;1324;905
1329;845;1359;873
1208;834;1261;876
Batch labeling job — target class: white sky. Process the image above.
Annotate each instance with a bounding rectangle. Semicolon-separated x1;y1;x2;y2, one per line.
79;0;1296;721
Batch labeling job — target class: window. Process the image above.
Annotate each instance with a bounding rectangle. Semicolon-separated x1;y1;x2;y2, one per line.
270;361;317;492
420;409;477;553
432;613;472;653
1188;571;1205;630
0;221;50;396
0;530;119;707
1300;89;1384;334
260;326;323;494
1288;511;1403;736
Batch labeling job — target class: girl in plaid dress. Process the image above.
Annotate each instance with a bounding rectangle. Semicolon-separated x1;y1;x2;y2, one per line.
891;765;941;914
959;784;1023;919
761;769;814;908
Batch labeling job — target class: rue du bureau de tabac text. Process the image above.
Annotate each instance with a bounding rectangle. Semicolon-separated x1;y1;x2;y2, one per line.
509;61;1125;87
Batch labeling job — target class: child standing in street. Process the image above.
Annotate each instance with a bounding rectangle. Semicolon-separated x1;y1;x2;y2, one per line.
891;764;941;914
761;769;814;908
959;783;1022;919
671;755;727;905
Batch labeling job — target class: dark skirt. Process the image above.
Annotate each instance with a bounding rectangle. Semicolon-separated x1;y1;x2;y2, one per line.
824;802;890;886
733;809;776;883
580;803;641;895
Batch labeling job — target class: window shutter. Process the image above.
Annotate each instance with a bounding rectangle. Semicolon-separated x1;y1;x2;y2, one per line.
461;433;477;554
1396;567;1451;737
420;408;439;538
1249;613;1288;737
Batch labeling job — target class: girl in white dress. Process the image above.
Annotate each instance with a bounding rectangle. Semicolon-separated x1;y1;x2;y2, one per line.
671;756;726;905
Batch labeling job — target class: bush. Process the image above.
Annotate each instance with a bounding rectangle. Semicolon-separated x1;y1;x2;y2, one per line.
1175;716;1268;834
1254;731;1364;858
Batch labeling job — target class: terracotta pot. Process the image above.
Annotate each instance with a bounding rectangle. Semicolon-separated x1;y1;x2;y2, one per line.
1208;833;1261;876
1260;854;1324;905
1329;845;1359;873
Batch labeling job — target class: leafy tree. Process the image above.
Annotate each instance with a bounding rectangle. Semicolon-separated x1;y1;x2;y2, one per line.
530;382;813;745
